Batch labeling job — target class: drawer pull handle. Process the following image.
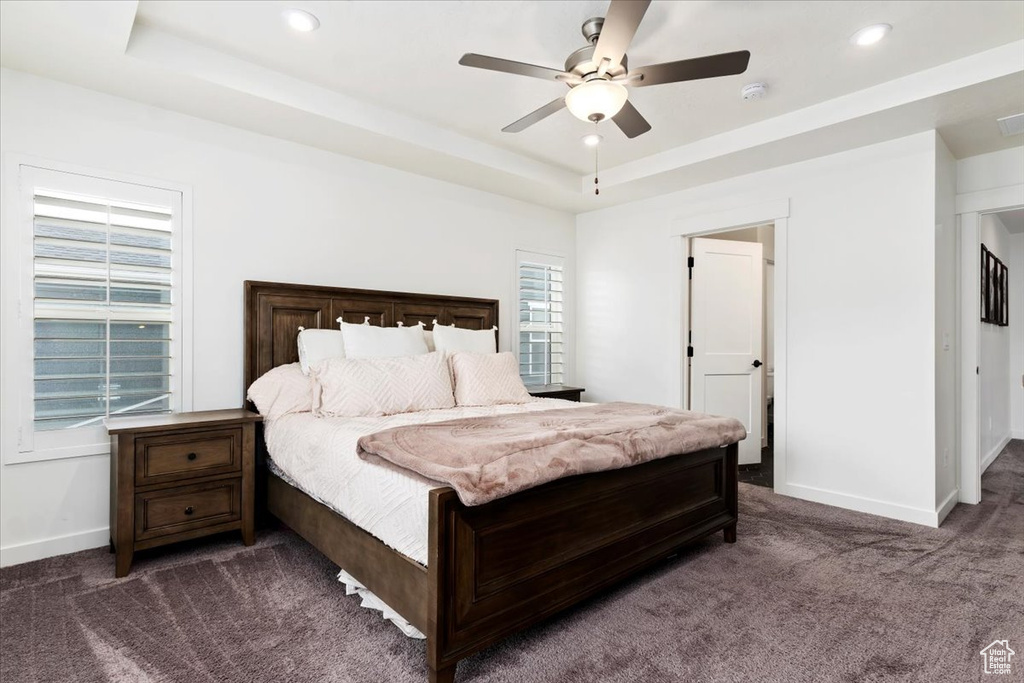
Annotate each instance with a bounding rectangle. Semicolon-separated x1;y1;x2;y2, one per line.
184;506;194;516
187;452;197;461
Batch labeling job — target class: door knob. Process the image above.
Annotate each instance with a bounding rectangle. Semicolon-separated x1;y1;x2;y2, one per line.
752;359;763;368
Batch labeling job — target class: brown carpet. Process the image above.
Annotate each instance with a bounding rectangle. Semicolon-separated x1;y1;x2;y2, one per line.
2;441;1022;683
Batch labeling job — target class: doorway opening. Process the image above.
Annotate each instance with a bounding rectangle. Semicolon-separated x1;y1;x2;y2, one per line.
686;224;775;488
978;209;1020;473
958;200;1023;505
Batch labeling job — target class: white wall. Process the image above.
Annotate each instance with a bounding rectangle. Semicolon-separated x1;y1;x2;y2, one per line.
957;147;1024;194
933;135;957;513
577;131;945;525
0;69;576;565
978;213;1013;469
1011;232;1024;440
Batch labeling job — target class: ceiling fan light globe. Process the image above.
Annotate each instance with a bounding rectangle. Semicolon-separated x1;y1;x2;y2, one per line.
565;80;628;123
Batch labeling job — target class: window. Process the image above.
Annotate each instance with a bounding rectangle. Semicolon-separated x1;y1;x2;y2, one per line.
517;251;565;386
10;165;189;459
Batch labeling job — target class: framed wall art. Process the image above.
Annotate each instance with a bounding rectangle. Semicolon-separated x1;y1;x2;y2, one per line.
981;244;1009;326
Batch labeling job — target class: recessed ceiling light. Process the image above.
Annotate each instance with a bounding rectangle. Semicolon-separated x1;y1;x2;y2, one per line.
582;133;603;147
850;23;892;47
283;8;320;32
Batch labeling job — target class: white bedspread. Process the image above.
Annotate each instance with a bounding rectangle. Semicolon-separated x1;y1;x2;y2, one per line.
265;399;584;566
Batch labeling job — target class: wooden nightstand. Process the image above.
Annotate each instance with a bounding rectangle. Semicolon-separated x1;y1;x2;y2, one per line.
107;409;262;578
528;385;585;402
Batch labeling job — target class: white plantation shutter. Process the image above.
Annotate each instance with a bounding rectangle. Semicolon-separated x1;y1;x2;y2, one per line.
29;182;177;432
517;252;565;386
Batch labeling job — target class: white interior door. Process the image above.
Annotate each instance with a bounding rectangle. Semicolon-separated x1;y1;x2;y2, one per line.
690;237;764;465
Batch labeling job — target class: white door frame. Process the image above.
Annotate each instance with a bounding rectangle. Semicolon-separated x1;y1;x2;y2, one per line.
956;184;1024;504
669;199;790;488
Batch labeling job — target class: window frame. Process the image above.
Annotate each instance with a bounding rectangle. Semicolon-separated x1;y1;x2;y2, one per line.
2;156;193;464
515;250;567;387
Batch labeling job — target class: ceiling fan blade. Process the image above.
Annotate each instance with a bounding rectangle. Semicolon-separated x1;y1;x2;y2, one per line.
612;100;651;138
502;97;567;133
631;50;751;87
459;53;568;82
593;0;652;70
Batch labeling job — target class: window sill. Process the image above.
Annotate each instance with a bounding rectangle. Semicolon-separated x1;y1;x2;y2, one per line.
6;441;110;465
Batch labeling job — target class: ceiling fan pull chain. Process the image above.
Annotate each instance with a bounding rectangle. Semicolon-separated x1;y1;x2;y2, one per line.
594;128;600;196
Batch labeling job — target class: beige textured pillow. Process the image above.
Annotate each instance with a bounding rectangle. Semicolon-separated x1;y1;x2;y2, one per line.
450;352;532;407
246;363;314;420
432;324;496;354
312;352;455;417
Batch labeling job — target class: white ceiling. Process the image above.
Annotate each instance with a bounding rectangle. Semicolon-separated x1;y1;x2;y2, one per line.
1;1;1023;212
996;208;1024;233
133;0;1024;173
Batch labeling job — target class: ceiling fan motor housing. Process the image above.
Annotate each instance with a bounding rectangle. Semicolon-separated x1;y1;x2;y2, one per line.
582;17;604;43
565;44;629;80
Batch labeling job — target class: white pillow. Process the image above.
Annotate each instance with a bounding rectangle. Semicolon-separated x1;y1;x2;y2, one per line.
449;352;532;407
340;320;428;359
432;324;497;354
297;328;346;375
311;352;455;417
247;363;314;420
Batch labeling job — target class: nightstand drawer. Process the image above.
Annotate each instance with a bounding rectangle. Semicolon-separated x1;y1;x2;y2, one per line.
135;480;241;541
134;428;242;486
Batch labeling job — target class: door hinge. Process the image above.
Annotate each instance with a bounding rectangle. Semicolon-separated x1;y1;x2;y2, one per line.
687;256;694;279
687;345;694;358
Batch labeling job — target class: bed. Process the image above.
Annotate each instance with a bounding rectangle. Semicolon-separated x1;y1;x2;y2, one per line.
244;280;739;683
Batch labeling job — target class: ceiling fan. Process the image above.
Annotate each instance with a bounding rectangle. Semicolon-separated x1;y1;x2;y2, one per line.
458;0;751;139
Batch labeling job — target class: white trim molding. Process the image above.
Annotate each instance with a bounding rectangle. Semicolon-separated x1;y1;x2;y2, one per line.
0;526;109;567
982;434;1011;474
775;481;947;528
955;185;1024;214
936;488;960;526
958;210;982;504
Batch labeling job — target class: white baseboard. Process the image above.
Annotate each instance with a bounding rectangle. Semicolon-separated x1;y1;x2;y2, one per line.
775;482;942;527
936;488;959;526
1012;430;1024;440
981;434;1012;474
0;527;109;567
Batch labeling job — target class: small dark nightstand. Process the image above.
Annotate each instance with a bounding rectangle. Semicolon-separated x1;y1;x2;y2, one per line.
106;409;262;578
528;385;585;402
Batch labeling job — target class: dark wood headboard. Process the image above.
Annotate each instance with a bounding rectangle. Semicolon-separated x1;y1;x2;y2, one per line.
243;280;500;389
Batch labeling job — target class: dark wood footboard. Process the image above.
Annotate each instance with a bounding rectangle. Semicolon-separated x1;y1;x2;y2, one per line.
426;442;739;682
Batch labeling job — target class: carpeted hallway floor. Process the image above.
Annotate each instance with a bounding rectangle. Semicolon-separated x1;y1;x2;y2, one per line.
2;441;1022;683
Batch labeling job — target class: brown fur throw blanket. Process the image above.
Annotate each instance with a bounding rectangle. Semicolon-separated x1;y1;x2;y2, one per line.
357;402;746;505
